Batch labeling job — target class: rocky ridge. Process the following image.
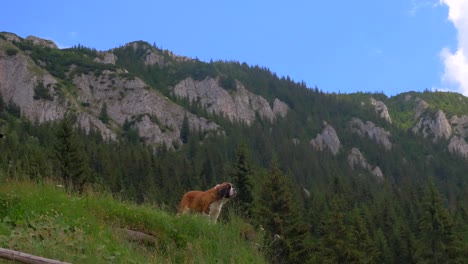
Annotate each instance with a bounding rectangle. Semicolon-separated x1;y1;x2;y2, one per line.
407;95;468;158
0;34;221;146
5;32;468;162
349;118;392;150
370;98;392;123
122;42;191;67
412;109;452;141
310;122;341;155
348;148;384;180
0;38;66;122
173;77;289;125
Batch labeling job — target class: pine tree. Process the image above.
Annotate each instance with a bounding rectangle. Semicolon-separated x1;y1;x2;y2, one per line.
415;181;462;263
0;90;5;113
55;113;89;192
231;143;253;218
180;113;190;144
99;102;110;124
315;197;356;263
254;159;309;263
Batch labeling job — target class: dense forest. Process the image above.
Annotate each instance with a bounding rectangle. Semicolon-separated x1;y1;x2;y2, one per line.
1;35;468;263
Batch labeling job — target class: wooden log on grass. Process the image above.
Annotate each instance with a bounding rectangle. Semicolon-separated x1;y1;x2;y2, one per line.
0;247;70;264
119;228;157;244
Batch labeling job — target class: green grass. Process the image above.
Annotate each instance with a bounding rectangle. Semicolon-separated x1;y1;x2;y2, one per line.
0;180;266;263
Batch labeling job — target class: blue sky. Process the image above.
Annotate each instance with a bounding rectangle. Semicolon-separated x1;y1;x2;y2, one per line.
2;1;467;96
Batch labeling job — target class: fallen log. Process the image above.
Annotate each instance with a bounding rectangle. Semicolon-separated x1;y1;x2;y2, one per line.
0;247;70;264
119;228;157;244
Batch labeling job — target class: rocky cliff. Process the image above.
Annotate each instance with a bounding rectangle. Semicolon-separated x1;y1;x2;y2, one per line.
4;31;468;163
349;118;392;150
172;77;289;125
412;109;452;141
0;37;66;122
0;33;221;147
370;98;392;123
347;148;384;180
310;122;341;155
73;71;220;145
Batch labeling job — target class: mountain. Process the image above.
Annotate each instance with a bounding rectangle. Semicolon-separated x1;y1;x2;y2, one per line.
1;32;468;263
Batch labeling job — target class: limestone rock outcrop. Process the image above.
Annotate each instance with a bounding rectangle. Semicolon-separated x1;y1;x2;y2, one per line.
0;35;221;146
310;122;341;155
173;77;288;125
348;148;384;180
412;110;452;141
349;118;392;150
73;71;220;145
370;98;392;123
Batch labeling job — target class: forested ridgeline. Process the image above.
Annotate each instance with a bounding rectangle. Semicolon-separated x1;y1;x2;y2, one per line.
1;97;468;263
1;35;468;262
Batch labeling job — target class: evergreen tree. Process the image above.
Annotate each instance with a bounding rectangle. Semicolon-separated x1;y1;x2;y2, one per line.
0;90;5;113
180;113;190;144
231;143;253;218
315;198;356;263
99;102;110;124
55;113;89;192
254;159;309;263
415;181;462;263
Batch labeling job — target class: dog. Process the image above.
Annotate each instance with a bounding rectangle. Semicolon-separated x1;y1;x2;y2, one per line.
178;182;236;223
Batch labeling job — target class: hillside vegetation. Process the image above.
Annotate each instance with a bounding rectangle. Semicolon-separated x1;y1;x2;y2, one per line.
0;180;266;263
2;32;468;262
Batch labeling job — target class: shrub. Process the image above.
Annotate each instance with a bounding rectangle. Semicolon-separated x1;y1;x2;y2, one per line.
33;82;54;101
5;48;17;56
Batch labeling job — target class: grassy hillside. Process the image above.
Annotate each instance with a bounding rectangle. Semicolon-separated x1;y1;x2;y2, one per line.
0;180;266;263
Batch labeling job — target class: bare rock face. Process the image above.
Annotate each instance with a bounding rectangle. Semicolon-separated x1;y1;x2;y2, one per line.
370;98;392;123
0;36;220;147
349;118;392;150
2;32;21;42
143;50;165;67
94;52;117;65
414;97;429;119
124;42;191;67
173;77;288;125
25;36;58;49
310;122;341;155
450;115;468;138
77;112;117;140
273;98;289;118
412;110;452;141
348;148;384;180
0;42;66;122
447;115;468;157
448;136;468;157
73;72;221;146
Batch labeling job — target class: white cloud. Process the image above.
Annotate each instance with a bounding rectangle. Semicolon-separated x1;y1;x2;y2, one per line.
440;0;468;95
409;0;439;16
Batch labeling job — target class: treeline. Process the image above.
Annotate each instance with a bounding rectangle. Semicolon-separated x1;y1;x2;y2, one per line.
1;94;468;263
2;40;468;262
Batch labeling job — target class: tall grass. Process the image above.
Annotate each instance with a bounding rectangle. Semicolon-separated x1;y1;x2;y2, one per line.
0;180;266;263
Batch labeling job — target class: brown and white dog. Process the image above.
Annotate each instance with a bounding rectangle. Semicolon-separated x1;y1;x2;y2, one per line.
178;182;236;223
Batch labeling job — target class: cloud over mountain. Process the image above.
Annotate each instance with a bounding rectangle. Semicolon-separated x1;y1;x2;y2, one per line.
440;0;468;95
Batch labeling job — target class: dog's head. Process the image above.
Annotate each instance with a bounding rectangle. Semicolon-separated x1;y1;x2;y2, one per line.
217;182;236;199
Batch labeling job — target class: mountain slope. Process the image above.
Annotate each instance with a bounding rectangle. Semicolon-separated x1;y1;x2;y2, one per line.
0;180;265;263
1;31;468;263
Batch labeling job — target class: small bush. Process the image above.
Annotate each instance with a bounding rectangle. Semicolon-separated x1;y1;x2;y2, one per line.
33;82;54;101
5;48;18;56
